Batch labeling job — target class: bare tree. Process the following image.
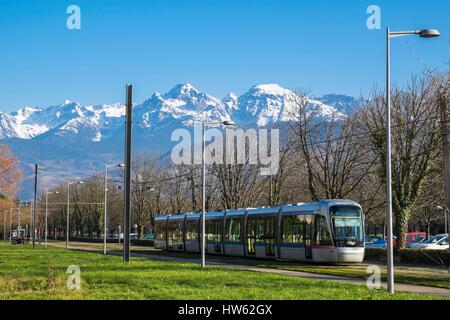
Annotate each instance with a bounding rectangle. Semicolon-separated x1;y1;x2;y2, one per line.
363;74;441;248
289;91;376;201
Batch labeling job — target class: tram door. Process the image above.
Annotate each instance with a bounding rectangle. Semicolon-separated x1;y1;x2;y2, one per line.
304;215;312;259
247;218;256;255
264;217;276;256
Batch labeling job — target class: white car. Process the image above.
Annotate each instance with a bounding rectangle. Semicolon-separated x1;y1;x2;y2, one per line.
408;234;449;250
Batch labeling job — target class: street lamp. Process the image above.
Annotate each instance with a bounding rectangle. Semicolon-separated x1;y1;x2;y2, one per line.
9;208;13;243
17;203;28;230
45;190;59;247
67;180;84;249
3;210;7;241
104;163;125;254
436;206;448;235
200;119;236;268
385;27;440;293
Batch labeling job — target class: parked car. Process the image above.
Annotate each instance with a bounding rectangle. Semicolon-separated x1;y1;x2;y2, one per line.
144;233;154;240
407;234;449;250
405;232;426;245
366;232;428;248
11;228;26;244
365;235;399;248
130;233;139;240
365;236;386;248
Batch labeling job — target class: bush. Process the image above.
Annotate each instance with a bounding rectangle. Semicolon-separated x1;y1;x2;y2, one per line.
52;236;153;247
364;247;450;266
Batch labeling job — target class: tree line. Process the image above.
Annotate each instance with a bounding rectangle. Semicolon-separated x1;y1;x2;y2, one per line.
0;72;448;249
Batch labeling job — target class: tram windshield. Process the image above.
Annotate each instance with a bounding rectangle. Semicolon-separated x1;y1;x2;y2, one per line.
331;206;364;246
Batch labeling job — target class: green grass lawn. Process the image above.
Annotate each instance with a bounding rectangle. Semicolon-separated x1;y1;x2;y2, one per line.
0;241;444;300
132;248;450;290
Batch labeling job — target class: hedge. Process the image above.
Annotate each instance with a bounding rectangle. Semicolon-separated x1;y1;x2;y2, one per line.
364;247;450;266
51;237;154;247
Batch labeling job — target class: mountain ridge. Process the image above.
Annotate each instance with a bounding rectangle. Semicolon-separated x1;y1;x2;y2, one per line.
0;83;360;199
0;83;357;142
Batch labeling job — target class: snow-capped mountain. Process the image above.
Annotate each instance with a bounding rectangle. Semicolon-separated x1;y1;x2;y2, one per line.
0;83;359;199
0;83;352;142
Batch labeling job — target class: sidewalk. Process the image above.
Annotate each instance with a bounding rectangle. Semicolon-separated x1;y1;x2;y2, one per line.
48;241;450;298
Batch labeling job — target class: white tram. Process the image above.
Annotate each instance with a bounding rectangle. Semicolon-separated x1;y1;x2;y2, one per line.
154;199;365;263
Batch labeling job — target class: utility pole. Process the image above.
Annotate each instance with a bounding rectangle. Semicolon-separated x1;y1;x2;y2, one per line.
3;210;6;240
123;84;133;262
384;27;440;293
104;164;108;255
385;27;394;294
9;208;12;243
32;164;38;249
438;80;450;241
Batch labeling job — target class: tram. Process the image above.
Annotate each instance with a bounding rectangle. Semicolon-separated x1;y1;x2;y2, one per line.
154;199;365;263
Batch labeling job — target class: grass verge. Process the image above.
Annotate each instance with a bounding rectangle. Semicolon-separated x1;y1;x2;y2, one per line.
0;241;446;300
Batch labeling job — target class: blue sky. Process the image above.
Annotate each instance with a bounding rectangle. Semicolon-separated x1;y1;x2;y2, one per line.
0;0;448;112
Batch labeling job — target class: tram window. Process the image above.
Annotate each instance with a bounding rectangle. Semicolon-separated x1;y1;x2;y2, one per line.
206;219;222;242
293;218;304;244
282;215;304;245
304;215;312;241
176;222;184;241
254;217;275;243
225;218;241;243
315;215;332;246
256;219;265;242
247;218;257;239
167;222;175;248
282;216;293;243
155;223;166;240
185;220;199;240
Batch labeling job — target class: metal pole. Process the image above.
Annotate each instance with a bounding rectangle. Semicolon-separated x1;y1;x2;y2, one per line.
445;208;448;235
66;181;70;249
9;209;12;243
18;205;21;229
201;120;206;268
386;27;395;293
3;210;6;240
104;164;108;254
438;88;450;241
123;84;132;262
45;191;48;247
32;164;38;249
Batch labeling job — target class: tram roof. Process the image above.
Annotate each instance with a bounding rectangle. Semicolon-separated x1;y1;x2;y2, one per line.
154;215;170;222
247;206;281;215
224;208;247;217
168;214;186;220
281;202;319;213
185;212;201;220
206;210;226;219
318;199;362;208
155;200;362;221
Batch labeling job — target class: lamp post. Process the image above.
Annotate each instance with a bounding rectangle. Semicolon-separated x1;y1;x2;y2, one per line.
67;180;84;249
16;203;28;233
436;206;448;235
9;208;12;243
385;27;440;293
45;190;59;247
104;163;125;254
200;119;236;268
3;210;6;241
